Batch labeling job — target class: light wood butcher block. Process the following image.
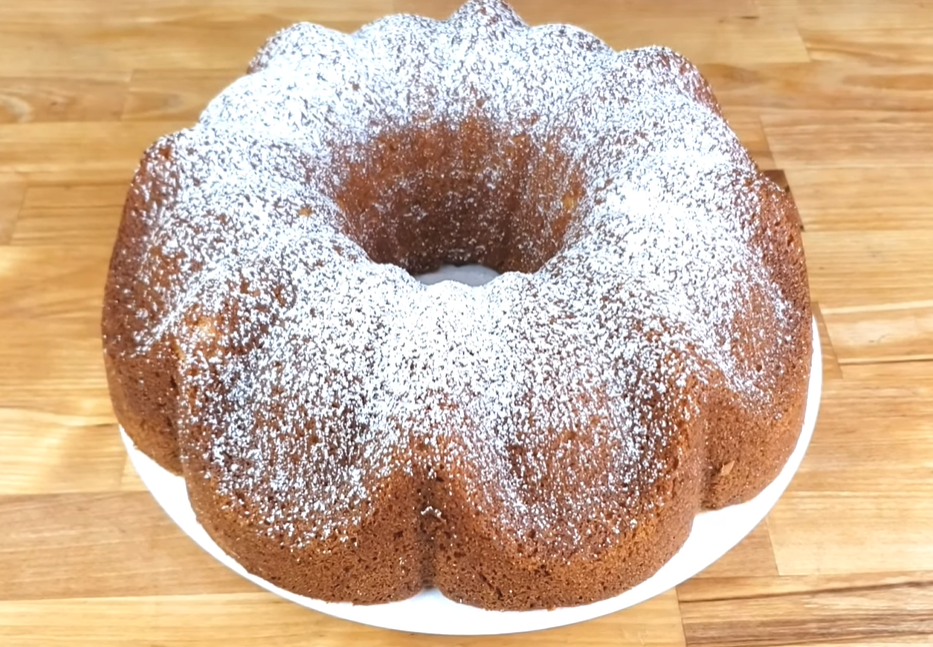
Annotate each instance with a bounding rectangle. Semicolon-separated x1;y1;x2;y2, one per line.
1;0;932;645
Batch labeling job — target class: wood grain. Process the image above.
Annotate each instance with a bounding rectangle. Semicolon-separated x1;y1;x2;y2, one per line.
0;492;251;601
812;303;843;380
0;589;685;647
802;231;933;309
11;184;126;246
701;61;933;113
0;73;129;124
0;120;188;174
0;411;124;495
768;372;933;575
1;0;932;645
20;183;128;210
0;246;113;318
821;302;933;365
785;167;933;231
768;0;933;31
0;319;112;415
678;573;933;647
804;29;933;64
0;174;26;243
762;110;933;169
15;167;137;186
122;68;241;122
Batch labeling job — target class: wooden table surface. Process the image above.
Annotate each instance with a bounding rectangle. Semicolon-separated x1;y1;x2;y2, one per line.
2;0;933;645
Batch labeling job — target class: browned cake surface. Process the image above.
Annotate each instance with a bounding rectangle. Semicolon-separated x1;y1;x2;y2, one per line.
102;0;811;610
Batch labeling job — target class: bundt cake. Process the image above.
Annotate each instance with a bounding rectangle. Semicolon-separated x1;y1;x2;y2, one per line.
102;0;812;610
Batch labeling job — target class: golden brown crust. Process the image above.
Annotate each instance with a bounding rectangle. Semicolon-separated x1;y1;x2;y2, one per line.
429;407;706;609
102;0;813;611
702;180;812;509
103;153;185;474
104;130;811;609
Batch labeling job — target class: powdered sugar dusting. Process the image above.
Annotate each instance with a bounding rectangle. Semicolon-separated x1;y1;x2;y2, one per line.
112;0;800;556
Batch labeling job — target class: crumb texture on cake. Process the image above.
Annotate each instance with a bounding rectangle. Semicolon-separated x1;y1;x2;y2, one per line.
102;0;812;610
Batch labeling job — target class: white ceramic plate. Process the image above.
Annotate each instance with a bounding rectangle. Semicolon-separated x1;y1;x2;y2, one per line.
123;317;821;636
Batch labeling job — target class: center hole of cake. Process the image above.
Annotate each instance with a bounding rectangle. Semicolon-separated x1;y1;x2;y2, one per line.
415;264;501;287
331;117;583;280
